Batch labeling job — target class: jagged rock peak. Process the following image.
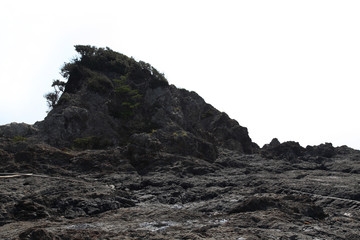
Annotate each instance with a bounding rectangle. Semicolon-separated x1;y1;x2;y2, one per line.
34;45;258;157
263;138;281;148
261;138;357;161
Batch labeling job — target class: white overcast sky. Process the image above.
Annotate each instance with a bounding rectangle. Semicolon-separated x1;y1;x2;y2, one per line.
1;0;359;149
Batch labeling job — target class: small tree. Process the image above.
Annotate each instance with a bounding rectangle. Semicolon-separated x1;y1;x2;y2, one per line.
44;79;66;111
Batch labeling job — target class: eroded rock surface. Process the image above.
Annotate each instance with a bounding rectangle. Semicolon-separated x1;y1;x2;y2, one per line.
0;142;359;239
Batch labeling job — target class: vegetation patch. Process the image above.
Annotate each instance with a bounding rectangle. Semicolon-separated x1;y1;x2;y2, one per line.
137;61;168;88
201;109;215;119
57;92;71;105
44;80;66;111
108;79;142;119
87;74;114;94
72;136;112;150
12;136;28;142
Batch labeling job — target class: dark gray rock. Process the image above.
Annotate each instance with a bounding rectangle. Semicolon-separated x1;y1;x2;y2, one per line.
306;143;336;158
13;200;49;220
19;228;58;240
0;123;38;138
263;138;281;148
56;197;134;218
261;141;305;160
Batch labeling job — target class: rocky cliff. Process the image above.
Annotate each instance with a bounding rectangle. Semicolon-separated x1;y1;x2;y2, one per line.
36;46;256;159
0;46;359;239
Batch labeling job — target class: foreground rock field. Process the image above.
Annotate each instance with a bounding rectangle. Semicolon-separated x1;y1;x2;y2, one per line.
0;142;359;239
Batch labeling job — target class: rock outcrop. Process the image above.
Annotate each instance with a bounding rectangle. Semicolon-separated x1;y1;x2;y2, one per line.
33;46;256;161
0;123;38;138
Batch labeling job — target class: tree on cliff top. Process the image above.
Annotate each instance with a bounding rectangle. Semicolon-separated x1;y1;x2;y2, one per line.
44;45;168;112
44;79;66;111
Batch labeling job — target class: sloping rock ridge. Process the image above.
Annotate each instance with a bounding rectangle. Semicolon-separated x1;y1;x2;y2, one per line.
0;46;359;239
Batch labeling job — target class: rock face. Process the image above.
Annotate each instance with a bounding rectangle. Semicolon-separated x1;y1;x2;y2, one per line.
0;46;359;239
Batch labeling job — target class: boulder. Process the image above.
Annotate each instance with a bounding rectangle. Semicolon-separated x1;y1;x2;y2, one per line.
261;141;305;160
306;143;336;158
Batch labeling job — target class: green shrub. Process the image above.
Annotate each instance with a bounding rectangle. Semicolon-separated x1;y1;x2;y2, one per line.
73;136;112;150
70;45;168;87
201;109;215;119
44;79;66;111
57;92;71;105
12;136;28;142
87;74;114;94
108;79;142;118
172;130;188;138
73;45;130;75
61;62;77;79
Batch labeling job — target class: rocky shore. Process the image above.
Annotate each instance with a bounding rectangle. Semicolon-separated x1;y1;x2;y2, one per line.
0;46;359;239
